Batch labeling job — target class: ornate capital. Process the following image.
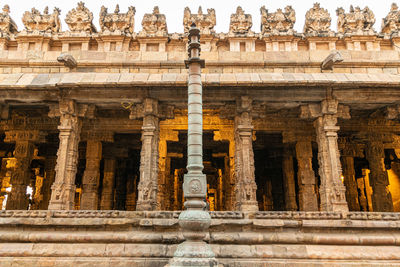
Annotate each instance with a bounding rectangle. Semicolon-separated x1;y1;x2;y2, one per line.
300;99;351;120
4;130;46;143
99;5;135;34
125;99;174;121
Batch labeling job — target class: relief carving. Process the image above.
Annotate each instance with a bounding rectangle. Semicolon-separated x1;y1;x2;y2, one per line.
65;1;96;33
260;5;296;36
229;6;253;36
0;5;17;36
336;5;375;35
99;4;135;34
381;3;400;36
139;6;167;37
22;7;61;33
304;3;333;36
183;7;216;35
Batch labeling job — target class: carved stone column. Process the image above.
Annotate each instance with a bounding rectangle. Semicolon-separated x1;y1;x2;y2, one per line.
282;143;298;211
48;100;94;210
39;154;57;210
136;99;160;211
5;130;45;210
100;158;116;210
304;99;349;212
365;135;394;212
234;96;258;212
80;140;102;210
339;138;362;211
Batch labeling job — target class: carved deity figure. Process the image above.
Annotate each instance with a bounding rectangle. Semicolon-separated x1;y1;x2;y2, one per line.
260;5;296;35
0;5;17;36
22;7;61;33
183;7;216;35
99;4;135;34
139;6;167;37
229;6;253;36
65;1;96;33
304;3;332;36
336;5;375;35
381;3;400;36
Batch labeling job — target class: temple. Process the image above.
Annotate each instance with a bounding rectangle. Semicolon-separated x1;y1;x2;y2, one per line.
1;2;400;266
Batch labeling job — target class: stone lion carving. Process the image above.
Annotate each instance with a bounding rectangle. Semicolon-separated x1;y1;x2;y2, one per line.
229;6;253;36
260;5;296;36
304;3;332;36
0;5;17;36
336;5;375;35
381;3;400;36
183;7;216;35
22;7;61;33
99;4;135;34
139;6;167;37
65;1;96;33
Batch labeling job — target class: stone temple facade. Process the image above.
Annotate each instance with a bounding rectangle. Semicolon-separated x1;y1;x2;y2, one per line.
1;2;400;266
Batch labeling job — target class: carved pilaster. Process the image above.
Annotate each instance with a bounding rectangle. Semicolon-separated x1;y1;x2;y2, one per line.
234;96;258;211
48;100;94;210
100;158;116;210
4;130;45;210
39;154;57;210
365;135;394;212
282;143;298;211
136;99;160;211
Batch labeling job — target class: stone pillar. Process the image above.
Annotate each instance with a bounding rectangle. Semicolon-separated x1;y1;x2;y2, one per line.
39;155;57;210
48;100;94;210
295;137;318;211
136;98;160;211
282;144;298;211
80;140;102;210
313;99;348;212
339;139;361;211
100;158;116;210
4;130;45;210
365;136;394;212
234;96;258;212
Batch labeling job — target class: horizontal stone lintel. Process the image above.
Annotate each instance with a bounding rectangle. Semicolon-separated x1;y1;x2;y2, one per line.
0;72;399;89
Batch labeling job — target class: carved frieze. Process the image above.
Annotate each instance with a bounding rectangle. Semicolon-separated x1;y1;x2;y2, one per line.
99;4;135;34
184;7;216;35
336;5;375;35
260;5;296;36
381;3;400;37
229;6;253;36
65;1;96;33
304;3;333;36
22;7;61;33
0;5;17;36
139;6;167;37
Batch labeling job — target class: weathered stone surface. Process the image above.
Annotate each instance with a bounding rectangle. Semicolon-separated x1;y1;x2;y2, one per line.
65;2;96;33
22;7;61;33
336;5;375;35
139;6;167;37
183;7;216;35
260;5;296;36
99;5;135;34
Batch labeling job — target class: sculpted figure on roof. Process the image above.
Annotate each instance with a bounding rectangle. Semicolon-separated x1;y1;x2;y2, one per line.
0;5;17;36
229;6;253;36
381;3;400;36
304;3;333;36
22;7;61;33
336;5;375;35
260;5;296;35
139;6;167;37
183;7;216;35
65;1;96;33
99;4;135;34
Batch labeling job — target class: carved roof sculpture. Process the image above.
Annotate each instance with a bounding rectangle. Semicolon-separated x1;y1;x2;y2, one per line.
229;6;253;36
336;5;375;36
0;5;17;36
22;7;61;33
99;4;135;34
65;1;96;33
183;7;216;35
260;5;296;36
304;3;333;37
381;3;400;37
139;6;167;37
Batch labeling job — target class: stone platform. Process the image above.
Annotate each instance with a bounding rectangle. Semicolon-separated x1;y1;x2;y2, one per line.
1;210;400;266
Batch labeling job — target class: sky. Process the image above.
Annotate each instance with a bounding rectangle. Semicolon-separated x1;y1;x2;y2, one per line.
4;0;399;33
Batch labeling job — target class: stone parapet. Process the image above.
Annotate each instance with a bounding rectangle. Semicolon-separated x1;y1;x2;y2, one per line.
0;210;400;266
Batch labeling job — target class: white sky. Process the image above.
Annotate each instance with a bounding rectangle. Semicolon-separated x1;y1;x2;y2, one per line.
5;0;399;33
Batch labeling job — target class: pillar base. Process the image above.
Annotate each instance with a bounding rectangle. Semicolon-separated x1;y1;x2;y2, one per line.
237;201;259;212
168;240;217;267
